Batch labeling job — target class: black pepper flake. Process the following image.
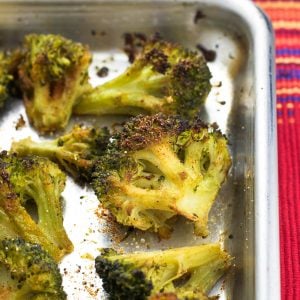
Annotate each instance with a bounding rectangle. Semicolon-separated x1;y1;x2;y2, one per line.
97;66;109;78
15;114;26;130
196;44;216;62
194;10;206;24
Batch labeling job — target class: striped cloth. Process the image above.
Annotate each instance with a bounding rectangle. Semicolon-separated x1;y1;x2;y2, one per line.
254;1;300;299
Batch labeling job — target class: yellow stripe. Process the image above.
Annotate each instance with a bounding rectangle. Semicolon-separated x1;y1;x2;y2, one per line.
257;2;300;9
276;57;300;64
273;21;300;30
277;88;300;95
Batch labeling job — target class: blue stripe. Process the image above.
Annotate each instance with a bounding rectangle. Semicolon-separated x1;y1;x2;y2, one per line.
277;48;300;56
278;96;300;102
277;69;300;80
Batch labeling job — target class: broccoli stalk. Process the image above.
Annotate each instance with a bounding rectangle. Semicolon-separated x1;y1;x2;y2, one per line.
11;125;110;181
0;152;72;261
92;114;231;237
95;243;231;300
74;40;211;117
17;34;91;133
0;238;66;299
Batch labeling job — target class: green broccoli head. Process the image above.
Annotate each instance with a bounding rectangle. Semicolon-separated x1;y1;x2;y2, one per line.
17;34;92;133
11;124;111;181
95;244;231;300
74;39;211;117
0;151;72;261
0;52;13;108
0;238;66;299
92;114;231;237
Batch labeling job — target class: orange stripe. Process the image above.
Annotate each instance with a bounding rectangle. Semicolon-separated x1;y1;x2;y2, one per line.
265;9;300;21
256;2;300;9
277;88;300;95
273;21;300;30
276;57;300;64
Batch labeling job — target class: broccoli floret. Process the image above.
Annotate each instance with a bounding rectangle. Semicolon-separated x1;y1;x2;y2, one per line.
17;34;91;133
95;244;231;300
11;124;111;181
0;238;66;299
0;52;14;108
92;114;231;237
0;151;72;261
74;39;211;117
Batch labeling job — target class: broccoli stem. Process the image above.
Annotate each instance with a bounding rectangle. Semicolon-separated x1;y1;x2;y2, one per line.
0;208;18;240
2;198;60;261
134;143;189;186
74;66;169;115
11;138;58;161
24;176;73;254
179;245;231;294
116;182;179;212
11;138;92;179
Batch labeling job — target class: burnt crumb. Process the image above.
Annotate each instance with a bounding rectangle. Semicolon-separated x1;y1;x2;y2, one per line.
150;32;163;43
91;30;106;36
15;114;26;130
194;9;206;24
210;122;220;131
213;81;222;88
96;66;109;78
123;32;147;63
228;234;234;239
196;44;216;62
229;53;235;59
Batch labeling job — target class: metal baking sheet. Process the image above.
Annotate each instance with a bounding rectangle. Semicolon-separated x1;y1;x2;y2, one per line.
0;0;279;299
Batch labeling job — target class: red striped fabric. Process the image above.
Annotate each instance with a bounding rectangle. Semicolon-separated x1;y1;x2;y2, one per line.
255;1;300;299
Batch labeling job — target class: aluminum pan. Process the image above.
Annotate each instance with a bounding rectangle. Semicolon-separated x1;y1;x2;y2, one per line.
0;0;278;299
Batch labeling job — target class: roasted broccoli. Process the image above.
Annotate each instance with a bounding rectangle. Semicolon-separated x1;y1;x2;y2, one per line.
74;39;211;117
17;34;91;133
11;124;111;181
0;238;66;299
0;151;73;261
92;114;231;237
149;292;217;300
95;243;231;300
0;52;13;108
